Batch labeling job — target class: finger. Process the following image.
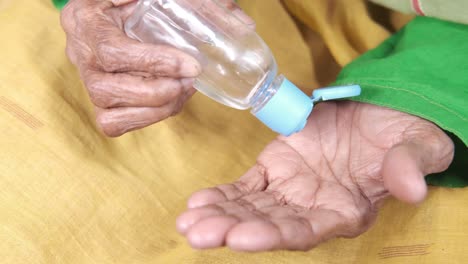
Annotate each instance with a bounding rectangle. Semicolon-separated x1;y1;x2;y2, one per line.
86;17;200;77
187;165;268;208
178;203;258;237
382;143;427;204
181;192;279;249
177;205;225;235
383;135;454;204
226;220;281;251
187;185;245;209
95;102;182;137
186;215;240;249
226;209;345;252
179;192;277;235
83;70;194;108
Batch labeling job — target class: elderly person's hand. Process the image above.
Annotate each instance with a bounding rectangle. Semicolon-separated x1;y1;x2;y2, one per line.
177;102;454;251
61;0;251;136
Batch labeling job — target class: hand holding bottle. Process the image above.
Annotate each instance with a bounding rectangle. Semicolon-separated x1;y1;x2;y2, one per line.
61;0;252;136
125;0;361;136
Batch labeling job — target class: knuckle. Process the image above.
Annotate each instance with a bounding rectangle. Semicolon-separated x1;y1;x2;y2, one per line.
85;77;114;108
438;134;455;162
60;4;74;32
74;6;92;22
428;128;453;149
61;2;90;33
96;41;120;72
96;113;123;137
422;129;454;171
404;121;455;172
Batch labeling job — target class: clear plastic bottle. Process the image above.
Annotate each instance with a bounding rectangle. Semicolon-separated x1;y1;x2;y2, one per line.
125;0;360;136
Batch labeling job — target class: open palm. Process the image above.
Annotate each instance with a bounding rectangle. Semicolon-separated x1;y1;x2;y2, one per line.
177;101;454;251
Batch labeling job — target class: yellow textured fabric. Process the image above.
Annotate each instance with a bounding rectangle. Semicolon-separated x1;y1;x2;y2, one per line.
0;0;466;263
283;0;390;66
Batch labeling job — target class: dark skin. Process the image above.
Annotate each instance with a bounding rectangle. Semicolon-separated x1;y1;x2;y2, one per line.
62;0;454;252
61;0;252;137
177;102;453;251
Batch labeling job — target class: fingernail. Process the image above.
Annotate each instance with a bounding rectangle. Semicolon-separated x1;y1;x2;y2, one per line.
181;58;202;77
181;78;195;89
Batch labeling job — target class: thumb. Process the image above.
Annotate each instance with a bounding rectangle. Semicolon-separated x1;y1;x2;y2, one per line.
382;136;454;205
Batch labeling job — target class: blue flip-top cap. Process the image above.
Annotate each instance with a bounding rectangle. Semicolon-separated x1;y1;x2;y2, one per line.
254;78;361;136
254;78;313;136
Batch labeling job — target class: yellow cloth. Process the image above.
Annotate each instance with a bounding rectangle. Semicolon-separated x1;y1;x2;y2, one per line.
0;0;466;263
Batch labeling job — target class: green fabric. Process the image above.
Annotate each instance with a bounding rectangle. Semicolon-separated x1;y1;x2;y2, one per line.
52;0;68;9
334;16;468;187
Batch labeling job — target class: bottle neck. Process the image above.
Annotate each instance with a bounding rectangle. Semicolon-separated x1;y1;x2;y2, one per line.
250;74;284;114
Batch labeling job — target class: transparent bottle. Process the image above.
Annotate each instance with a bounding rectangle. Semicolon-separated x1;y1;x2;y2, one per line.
125;0;360;136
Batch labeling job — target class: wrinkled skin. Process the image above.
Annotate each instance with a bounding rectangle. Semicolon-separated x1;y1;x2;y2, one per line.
177;101;454;251
61;0;252;136
62;0;455;253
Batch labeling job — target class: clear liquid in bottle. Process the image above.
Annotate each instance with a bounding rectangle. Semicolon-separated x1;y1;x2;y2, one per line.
125;0;361;136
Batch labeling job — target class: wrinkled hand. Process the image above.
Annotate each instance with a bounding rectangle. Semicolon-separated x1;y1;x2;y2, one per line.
61;0;200;136
61;0;252;136
177;101;454;251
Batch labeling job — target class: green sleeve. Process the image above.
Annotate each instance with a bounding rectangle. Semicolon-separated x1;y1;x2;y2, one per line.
334;16;468;187
52;0;68;9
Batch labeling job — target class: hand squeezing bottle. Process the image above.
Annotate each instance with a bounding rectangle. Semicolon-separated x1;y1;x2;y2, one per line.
125;0;361;136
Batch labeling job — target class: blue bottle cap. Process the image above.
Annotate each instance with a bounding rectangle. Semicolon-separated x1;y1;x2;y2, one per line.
254;78;361;137
254;78;313;136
